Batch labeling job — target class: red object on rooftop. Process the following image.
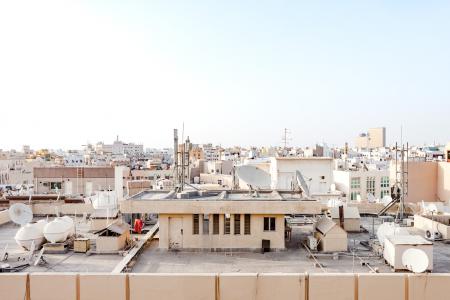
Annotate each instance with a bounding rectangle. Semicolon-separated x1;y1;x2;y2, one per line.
134;218;143;234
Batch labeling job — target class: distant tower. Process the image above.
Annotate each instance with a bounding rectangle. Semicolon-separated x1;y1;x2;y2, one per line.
281;128;292;148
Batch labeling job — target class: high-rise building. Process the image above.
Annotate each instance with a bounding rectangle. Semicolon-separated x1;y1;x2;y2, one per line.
355;127;386;149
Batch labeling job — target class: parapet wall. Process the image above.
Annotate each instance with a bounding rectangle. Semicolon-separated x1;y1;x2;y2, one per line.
1;272;449;300
0;209;10;225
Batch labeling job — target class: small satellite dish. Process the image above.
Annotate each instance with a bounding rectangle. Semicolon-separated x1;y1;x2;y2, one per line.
367;193;376;203
402;248;429;273
9;203;33;226
236;165;271;188
296;171;310;197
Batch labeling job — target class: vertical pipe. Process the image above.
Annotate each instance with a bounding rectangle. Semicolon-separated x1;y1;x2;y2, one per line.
173;129;178;188
339;205;344;229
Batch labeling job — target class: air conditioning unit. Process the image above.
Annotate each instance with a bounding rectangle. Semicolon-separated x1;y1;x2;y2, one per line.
425;230;442;241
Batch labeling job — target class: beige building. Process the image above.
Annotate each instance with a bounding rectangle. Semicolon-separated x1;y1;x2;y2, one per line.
314;217;348;252
389;161;450;203
33;167;115;196
121;190;324;251
330;206;361;232
355;127;386;149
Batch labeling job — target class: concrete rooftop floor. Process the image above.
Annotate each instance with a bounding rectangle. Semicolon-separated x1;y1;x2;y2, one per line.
0;221;122;273
131;217;450;274
0;217;449;273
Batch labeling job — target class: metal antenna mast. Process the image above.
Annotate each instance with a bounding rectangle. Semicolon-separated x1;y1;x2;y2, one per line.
281;128;291;148
394;142;408;220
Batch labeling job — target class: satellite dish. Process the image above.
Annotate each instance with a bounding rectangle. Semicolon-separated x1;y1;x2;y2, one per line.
402;248;429;273
236;165;271;189
9;203;33;225
296;171;310;197
367;193;376;203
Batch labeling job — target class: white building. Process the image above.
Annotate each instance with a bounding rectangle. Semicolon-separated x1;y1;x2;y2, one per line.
202;144;220;161
269;157;334;194
333;168;390;202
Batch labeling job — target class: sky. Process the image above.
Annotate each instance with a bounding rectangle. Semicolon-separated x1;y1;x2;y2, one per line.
0;1;449;150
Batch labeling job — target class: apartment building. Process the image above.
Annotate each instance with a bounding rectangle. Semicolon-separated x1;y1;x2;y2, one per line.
333;169;390;202
121;190;323;250
33;166;115;195
355;127;386;149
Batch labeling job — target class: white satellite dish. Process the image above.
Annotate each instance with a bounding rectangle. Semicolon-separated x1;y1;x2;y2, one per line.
296;171;310;197
9;203;33;225
367;193;376;203
236;165;271;188
402;248;429;273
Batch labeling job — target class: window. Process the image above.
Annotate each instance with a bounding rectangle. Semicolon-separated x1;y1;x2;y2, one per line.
50;182;62;190
264;217;276;231
202;214;209;235
234;214;241;235
193;214;199;235
244;214;251;235
213;214;219;234
381;189;390;199
350;177;360;189
366;177;375;195
350;191;360;201
381;176;390;188
224;214;231;234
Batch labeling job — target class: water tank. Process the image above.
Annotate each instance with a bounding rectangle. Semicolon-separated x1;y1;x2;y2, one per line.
43;217;75;243
15;219;48;250
376;222;410;246
90;191;117;210
327;199;343;208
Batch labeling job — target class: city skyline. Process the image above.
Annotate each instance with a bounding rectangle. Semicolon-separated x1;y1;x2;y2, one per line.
1;1;449;150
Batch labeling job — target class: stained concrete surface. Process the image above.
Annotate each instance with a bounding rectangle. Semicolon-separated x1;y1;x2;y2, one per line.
1;217;449;274
132;217;450;274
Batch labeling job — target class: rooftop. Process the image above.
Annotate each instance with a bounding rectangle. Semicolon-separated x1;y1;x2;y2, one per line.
1;217;449;274
129;189;315;202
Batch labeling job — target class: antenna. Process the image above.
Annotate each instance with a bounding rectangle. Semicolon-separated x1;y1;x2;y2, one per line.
9;203;33;226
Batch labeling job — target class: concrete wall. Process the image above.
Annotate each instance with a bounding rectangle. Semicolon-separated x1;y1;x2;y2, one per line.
32;203;94;215
159;214;285;250
414;215;450;239
437;162;450;202
0;209;10;225
270;157;334;193
96;231;130;253
121;199;324;215
1;273;450;300
391;161;438;203
200;173;234;188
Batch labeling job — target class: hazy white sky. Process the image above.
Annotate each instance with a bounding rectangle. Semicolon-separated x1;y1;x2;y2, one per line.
0;1;449;150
